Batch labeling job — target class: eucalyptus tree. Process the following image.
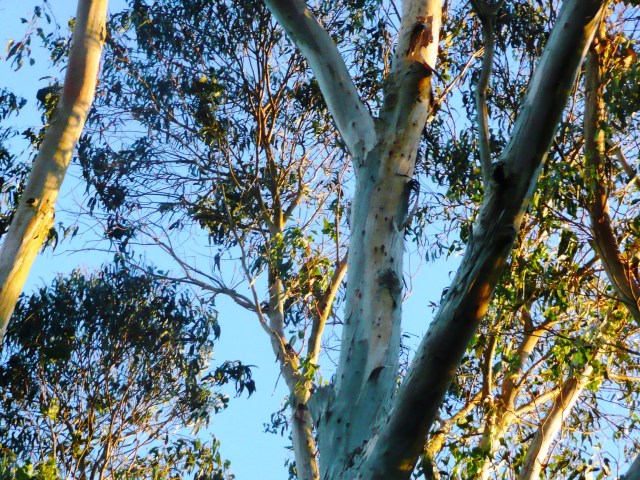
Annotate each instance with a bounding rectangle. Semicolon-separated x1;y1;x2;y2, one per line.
7;0;640;478
413;3;640;478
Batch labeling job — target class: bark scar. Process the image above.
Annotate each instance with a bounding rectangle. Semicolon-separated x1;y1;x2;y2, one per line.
408;16;434;56
376;268;402;309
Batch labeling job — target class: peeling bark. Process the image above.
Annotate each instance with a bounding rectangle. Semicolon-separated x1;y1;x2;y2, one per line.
0;0;109;340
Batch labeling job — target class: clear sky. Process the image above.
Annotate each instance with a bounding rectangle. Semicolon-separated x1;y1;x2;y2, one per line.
0;0;461;477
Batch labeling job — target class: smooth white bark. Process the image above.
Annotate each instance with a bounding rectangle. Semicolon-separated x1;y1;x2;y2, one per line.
315;1;442;478
262;0;377;162
0;0;109;340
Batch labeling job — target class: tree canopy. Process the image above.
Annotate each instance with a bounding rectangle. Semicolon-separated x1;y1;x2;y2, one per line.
0;259;252;479
2;0;640;478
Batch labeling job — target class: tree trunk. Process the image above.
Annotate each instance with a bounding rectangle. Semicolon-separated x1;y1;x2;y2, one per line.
0;0;109;340
321;0;443;474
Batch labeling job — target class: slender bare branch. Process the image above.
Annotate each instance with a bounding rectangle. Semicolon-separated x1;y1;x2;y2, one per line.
514;387;562;416
433;48;485;111
307;253;348;364
221;185;319;480
481;329;498;399
607;140;636;180
470;0;503;184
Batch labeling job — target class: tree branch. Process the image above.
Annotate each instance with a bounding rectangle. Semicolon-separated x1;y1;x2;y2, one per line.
513;387;561;416
307;253;348;364
477;327;499;480
0;0;109;341
516;365;593;480
623;453;640;480
607;140;636;181
481;329;498;400
221;187;320;480
470;0;503;184
501;308;547;405
262;0;377;162
584;27;640;324
422;392;483;480
433;48;485;112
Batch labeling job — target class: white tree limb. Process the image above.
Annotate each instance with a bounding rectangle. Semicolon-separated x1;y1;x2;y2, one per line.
0;0;109;340
262;0;377;162
471;0;503;184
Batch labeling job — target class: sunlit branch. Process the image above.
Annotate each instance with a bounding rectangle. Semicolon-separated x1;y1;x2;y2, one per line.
307;252;348;364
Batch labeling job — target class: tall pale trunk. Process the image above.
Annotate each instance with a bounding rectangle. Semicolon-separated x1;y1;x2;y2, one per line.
321;1;442;477
0;0;109;339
